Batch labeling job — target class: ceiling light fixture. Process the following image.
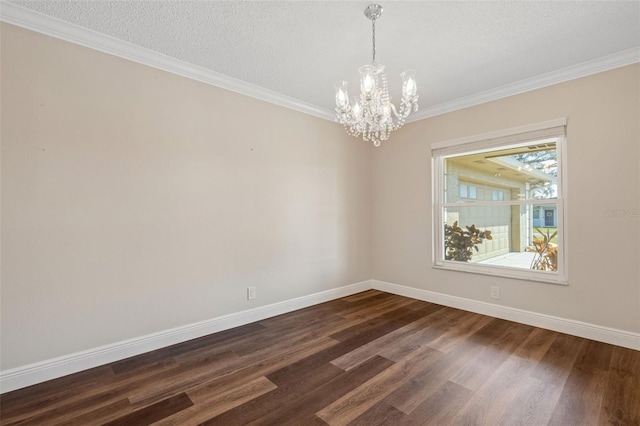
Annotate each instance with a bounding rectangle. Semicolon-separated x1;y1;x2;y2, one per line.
334;4;418;147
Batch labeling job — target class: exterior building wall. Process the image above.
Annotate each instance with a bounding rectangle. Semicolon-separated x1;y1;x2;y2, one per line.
444;160;527;261
533;205;558;228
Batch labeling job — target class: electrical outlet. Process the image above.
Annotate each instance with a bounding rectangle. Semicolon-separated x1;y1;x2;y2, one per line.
491;286;500;300
247;286;257;300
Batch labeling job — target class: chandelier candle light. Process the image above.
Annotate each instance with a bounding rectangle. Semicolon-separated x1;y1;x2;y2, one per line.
334;4;418;147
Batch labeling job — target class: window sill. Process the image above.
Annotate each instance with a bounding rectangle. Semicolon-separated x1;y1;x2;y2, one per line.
433;261;568;286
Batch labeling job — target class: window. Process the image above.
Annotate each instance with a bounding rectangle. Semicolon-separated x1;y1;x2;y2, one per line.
459;183;477;199
432;119;567;284
469;185;477;199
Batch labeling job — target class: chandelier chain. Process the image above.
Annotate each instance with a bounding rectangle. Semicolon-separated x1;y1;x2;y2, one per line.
372;18;376;63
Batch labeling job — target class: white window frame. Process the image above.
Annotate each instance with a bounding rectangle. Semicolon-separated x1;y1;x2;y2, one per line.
431;118;568;285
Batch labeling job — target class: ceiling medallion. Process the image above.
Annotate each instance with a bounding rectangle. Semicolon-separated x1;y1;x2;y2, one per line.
334;4;418;147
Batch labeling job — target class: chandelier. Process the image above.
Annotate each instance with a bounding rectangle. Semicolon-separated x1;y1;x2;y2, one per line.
334;4;418;147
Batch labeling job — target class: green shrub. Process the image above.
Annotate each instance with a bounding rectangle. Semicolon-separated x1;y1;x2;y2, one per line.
444;221;492;262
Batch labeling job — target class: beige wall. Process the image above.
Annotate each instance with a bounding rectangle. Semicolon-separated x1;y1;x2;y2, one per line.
0;24;372;370
372;64;640;333
2;21;639;374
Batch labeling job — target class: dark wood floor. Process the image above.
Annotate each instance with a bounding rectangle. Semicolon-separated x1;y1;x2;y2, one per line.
1;290;639;425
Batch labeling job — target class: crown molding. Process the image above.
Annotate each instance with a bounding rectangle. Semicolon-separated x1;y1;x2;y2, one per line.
408;46;640;123
2;2;638;125
0;1;335;121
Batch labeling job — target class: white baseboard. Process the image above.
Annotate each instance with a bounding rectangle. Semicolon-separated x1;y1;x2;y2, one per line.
372;280;640;351
3;278;638;393
0;280;373;393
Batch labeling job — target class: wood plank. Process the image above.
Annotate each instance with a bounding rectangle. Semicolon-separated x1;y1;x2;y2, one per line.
198;362;344;425
257;298;351;328
316;345;442;426
129;335;338;407
153;376;278;425
547;339;613;425
449;321;534;391
599;345;640;425
182;335;339;404
329;303;436;344
530;332;585;383
498;332;586;426
335;293;413;321
386;317;513;415
496;375;564;426
403;380;474;425
126;350;242;407
448;327;557;425
350;402;408;426
0;393;133;426
258;309;346;336
511;326;559;361
0;365;115;419
424;309;495;353
102;392;193;426
383;339;478;415
340;289;386;302
251;355;395;425
2;292;639;426
548;367;609;426
64;399;134;426
228;313;346;357
110;322;265;375
330;304;446;370
0;371;145;425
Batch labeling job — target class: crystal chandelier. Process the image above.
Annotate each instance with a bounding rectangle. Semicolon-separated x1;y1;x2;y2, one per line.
334;4;418;147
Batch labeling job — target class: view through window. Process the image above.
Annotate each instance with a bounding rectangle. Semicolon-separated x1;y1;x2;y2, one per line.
432;121;566;283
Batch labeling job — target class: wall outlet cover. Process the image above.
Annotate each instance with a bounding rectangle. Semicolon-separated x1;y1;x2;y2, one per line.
247;286;257;300
491;286;500;299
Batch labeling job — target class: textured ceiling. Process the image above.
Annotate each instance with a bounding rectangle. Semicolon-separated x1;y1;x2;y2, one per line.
5;1;640;118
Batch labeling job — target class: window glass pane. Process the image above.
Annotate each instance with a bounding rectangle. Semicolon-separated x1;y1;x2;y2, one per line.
443;204;558;272
459;184;468;198
469;185;477;199
444;141;557;202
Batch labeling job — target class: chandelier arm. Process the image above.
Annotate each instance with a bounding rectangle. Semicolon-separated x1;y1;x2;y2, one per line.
389;103;400;119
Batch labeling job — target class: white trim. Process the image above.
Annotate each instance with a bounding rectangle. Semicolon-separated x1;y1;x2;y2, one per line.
431;118;567;151
0;280;372;393
558;130;570;289
431;262;567;286
372;280;640;351
408;47;640;122
1;3;638;124
431;123;568;284
2;278;638;393
0;1;334;121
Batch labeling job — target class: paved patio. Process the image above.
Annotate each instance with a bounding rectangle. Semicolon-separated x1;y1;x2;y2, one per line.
477;251;536;269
